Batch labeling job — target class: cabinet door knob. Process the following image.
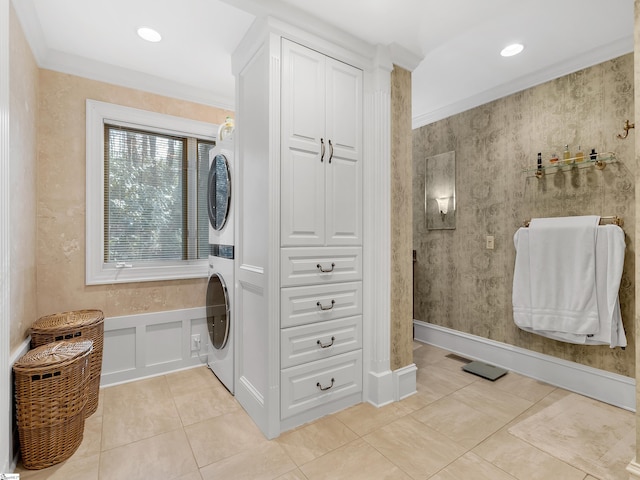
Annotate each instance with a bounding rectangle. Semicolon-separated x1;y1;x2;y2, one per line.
317;262;335;273
316;336;336;348
316;299;335;311
328;139;333;163
317;378;335;391
320;138;325;162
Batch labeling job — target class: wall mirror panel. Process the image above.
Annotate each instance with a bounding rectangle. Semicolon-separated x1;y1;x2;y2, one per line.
426;150;456;230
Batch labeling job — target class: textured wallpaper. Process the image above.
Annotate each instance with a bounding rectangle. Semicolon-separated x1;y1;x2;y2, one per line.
37;70;233;322
390;66;413;371
9;5;38;353
413;53;635;377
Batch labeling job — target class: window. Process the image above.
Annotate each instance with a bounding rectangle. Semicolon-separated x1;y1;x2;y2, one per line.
86;100;217;284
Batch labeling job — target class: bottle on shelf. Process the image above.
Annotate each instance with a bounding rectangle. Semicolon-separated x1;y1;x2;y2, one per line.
537;152;542;171
563;145;571;164
550;153;559;164
590;148;597;161
575;145;584;163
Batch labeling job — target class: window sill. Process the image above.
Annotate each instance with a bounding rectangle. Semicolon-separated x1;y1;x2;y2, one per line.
86;260;209;285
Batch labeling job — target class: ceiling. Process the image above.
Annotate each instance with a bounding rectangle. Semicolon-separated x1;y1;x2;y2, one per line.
13;0;634;129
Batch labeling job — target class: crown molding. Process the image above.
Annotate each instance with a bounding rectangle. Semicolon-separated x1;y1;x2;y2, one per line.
388;42;422;72
412;35;633;129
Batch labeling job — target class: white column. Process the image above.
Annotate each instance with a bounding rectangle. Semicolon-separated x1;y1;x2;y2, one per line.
0;0;11;471
362;46;394;406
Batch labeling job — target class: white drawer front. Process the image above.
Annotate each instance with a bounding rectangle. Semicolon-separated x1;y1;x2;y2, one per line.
281;316;362;368
281;282;362;328
281;350;362;420
281;247;362;287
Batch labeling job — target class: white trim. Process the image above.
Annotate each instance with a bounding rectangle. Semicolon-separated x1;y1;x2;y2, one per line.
387;43;423;72
414;321;636;412
0;0;10;471
412;36;633;129
85;99;213;285
362;46;393;409
627;458;640;478
100;307;208;386
393;363;417;401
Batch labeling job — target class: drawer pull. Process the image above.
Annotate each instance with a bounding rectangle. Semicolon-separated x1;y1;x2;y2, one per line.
316;336;335;348
316;378;335;391
316;299;335;311
317;262;335;273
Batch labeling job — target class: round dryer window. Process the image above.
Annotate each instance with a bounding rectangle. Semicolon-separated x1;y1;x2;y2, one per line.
208;153;231;231
206;273;230;349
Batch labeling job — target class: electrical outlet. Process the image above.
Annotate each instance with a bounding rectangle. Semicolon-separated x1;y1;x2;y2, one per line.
191;334;201;351
486;235;495;250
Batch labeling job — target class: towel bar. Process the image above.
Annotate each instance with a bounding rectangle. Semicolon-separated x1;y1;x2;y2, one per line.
523;216;623;228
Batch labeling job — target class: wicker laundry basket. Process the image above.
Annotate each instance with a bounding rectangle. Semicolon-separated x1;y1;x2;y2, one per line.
30;309;104;418
13;339;93;469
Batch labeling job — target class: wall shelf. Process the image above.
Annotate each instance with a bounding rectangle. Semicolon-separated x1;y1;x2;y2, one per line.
523;152;616;177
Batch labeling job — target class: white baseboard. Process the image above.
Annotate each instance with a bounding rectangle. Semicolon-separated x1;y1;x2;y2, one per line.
393;363;417;401
627;458;640;478
366;369;394;407
414;321;635;412
101;307;208;387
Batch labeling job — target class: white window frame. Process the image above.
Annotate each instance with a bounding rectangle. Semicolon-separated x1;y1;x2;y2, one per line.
86;99;216;285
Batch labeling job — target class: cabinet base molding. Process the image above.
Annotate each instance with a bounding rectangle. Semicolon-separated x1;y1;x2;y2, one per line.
393;363;417;401
366;369;394;407
280;392;362;434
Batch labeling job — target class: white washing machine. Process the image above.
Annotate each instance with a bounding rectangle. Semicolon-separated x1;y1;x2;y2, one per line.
206;135;234;393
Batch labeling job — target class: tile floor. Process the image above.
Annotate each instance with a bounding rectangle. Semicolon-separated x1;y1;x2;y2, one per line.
14;341;636;480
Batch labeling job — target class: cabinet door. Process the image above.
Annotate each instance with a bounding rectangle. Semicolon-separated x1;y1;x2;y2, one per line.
325;58;362;246
281;39;326;247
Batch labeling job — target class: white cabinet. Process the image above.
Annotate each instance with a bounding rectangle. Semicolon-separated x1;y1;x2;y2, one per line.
233;20;369;439
281;39;362;247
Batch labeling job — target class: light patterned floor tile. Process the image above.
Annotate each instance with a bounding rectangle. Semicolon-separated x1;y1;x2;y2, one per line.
508;393;635;480
101;375;182;450
334;401;413;436
275;416;358;466
411;396;506;449
165;366;222;395
473;429;587;480
99;429;198;480
199;442;297;480
429;452;518;480
363;415;466;478
450;380;534;423
15;453;100;480
300;438;412;480
173;383;240;426
275;469;309;480
415;363;477;400
185;411;269;467
491;371;556;403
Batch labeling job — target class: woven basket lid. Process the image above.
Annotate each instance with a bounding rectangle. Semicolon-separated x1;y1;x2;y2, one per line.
13;340;93;371
31;309;104;331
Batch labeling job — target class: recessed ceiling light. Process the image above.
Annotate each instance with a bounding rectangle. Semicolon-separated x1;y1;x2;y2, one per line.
137;27;162;43
500;43;524;57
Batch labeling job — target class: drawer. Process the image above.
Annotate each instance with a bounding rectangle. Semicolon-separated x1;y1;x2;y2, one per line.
281;282;362;328
281;316;362;368
281;350;362;420
281;247;362;287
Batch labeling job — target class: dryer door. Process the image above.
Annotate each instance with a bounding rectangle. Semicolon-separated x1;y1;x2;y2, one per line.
206;273;230;349
208;153;231;231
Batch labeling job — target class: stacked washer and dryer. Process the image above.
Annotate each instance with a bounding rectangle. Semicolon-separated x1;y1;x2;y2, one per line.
206;134;235;393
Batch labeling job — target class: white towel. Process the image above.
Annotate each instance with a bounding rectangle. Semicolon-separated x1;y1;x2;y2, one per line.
528;216;600;334
512;222;626;347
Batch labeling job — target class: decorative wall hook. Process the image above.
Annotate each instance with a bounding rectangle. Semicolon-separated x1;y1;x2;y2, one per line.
617;119;635;139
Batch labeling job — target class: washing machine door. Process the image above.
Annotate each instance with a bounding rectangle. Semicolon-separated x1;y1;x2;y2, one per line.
206;273;230;349
208;153;231;231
